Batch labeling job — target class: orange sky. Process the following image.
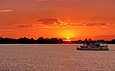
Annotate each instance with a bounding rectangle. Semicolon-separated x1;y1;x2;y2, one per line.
0;0;115;40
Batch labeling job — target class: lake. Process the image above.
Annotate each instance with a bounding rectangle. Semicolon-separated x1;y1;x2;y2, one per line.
0;44;115;71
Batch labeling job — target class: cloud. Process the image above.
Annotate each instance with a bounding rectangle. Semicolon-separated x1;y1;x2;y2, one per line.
70;22;112;26
0;29;14;32
17;25;32;28
36;18;112;28
37;0;46;1
37;0;76;2
34;18;68;28
0;10;13;13
37;18;62;25
40;26;59;28
84;23;112;26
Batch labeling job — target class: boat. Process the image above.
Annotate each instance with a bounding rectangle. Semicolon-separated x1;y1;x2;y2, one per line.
77;42;109;51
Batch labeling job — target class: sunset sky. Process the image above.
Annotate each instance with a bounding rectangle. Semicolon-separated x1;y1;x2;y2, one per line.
0;0;115;40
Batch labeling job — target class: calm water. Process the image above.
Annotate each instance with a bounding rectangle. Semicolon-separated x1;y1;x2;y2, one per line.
0;44;115;71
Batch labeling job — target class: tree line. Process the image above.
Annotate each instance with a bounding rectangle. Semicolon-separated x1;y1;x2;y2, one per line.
0;37;63;44
0;37;115;44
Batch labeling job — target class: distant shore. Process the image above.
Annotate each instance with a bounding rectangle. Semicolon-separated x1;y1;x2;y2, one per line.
0;37;115;44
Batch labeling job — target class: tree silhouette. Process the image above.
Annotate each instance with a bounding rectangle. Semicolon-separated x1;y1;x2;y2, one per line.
0;37;115;44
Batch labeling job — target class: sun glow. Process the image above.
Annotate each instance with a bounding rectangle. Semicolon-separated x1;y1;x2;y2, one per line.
64;37;72;42
60;29;76;38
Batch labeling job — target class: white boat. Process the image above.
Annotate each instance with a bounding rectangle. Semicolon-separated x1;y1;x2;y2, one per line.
77;42;109;51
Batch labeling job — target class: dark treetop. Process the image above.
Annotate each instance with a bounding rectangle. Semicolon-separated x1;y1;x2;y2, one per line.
0;37;115;44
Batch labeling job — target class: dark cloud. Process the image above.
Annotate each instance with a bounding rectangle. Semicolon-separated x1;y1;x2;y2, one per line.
37;18;61;25
84;23;112;26
70;22;112;26
37;18;112;27
17;25;32;28
0;29;14;32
